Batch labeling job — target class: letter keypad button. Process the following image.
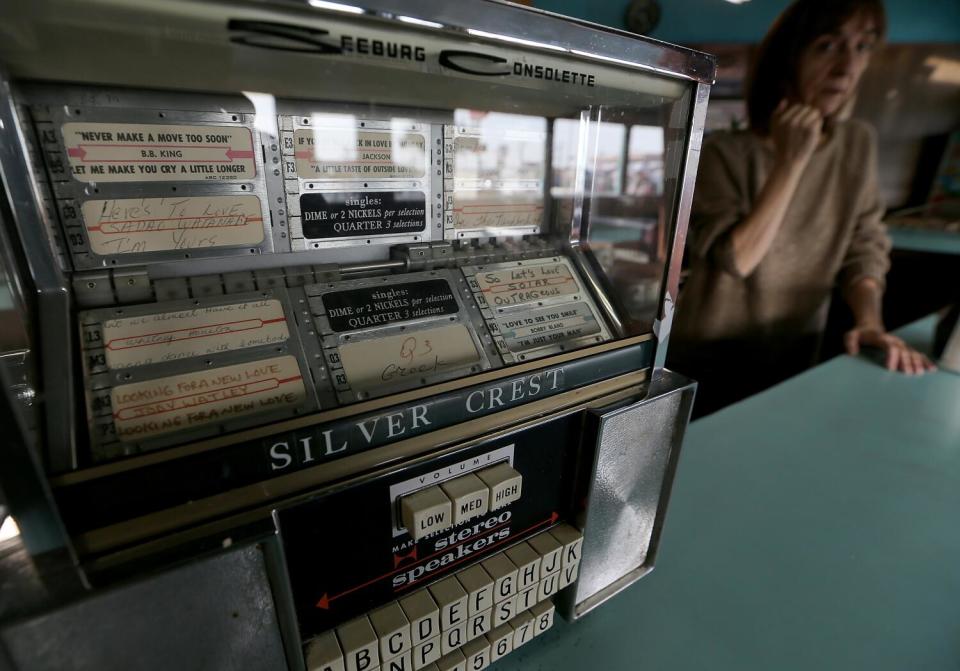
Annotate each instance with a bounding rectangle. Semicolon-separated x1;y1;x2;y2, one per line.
527;532;562;578
413;636;441;670
480;553;518;603
311;525;584;671
369;601;411;662
504;542;541;591
428;576;468;631
336;616;380;671
549;524;583;569
306;631;344;671
455;564;494;616
400;589;441;646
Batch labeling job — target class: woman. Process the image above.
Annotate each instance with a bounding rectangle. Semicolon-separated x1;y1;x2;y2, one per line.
668;0;934;417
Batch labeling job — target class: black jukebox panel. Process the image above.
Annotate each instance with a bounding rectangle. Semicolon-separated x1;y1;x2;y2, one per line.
278;414;580;639
51;342;652;544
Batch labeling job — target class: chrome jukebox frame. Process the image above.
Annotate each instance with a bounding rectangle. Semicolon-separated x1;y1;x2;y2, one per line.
0;0;714;667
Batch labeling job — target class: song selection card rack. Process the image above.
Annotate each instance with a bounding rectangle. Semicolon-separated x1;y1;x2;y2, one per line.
461;257;611;364
78;289;324;461
304;269;498;404
280;115;441;252
32;102;276;270
442;122;547;241
28;88;615;463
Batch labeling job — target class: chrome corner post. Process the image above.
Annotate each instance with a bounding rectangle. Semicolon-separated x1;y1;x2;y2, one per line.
653;81;711;372
0;71;86;591
0;72;77;473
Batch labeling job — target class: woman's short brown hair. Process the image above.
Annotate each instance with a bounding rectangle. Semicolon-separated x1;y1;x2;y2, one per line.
746;0;886;134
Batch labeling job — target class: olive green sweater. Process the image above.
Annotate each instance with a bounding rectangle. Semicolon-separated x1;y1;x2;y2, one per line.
672;119;891;353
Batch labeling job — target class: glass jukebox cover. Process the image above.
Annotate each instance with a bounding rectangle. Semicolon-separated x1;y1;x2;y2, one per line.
0;0;706;468
0;0;712;667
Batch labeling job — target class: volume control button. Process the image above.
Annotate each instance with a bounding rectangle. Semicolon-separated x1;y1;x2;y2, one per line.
440;473;490;526
476;463;523;511
401;487;453;541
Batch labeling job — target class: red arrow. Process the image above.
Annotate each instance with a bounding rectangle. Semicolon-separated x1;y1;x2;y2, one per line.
67;147;86;159
314;512;559;610
225;148;254;160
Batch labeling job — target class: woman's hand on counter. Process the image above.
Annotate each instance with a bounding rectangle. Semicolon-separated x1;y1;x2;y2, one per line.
843;326;937;375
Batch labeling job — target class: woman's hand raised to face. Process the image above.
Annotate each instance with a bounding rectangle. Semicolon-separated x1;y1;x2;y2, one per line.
770;100;823;169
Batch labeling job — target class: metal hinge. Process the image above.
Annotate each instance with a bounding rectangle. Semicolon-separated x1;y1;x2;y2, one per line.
72;263;346;308
72;268;152;308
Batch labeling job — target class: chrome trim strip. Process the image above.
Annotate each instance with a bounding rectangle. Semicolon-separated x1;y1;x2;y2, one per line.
0;0;716;88
568;244;625;337
0;73;78;472
304;0;717;84
653;82;711;370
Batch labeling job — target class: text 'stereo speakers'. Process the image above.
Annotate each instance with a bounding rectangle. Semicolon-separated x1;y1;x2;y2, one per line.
0;1;713;669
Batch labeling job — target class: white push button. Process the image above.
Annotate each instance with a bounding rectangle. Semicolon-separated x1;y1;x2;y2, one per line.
504;542;541;591
537;572;559;602
558;561;579;589
455;564;494;616
480;553;518;603
460;637;491;671
486;624;513;663
467;608;492;642
336;616;380;671
401;487;453;541
527;532;562;578
436;648;466;671
508;610;535;649
441;474;489;525
413;636;441;670
441;622;466;656
399;589;441;646
492;595;516;627
516;585;537;612
428;576;468;631
306;631;344;671
549;524;584;568
369;601;411;662
529;601;555;637
476;463;522;511
384;652;412;671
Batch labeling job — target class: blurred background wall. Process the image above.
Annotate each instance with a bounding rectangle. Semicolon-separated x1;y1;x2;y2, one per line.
535;0;960;45
534;0;960;211
531;0;960;336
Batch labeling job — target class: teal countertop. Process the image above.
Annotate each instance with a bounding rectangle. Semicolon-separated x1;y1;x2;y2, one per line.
498;317;960;670
889;226;960;255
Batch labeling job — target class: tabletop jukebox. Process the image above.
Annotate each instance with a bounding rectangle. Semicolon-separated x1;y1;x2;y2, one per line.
0;1;714;668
